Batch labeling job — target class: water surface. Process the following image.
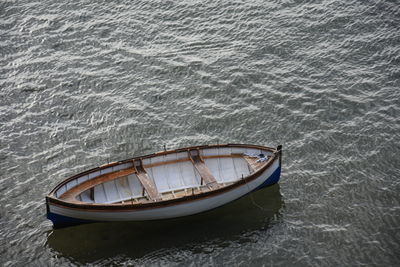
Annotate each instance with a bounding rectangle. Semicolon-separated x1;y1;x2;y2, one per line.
1;0;399;266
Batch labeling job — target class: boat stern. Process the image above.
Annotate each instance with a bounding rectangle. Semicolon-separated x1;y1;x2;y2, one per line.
46;196;96;228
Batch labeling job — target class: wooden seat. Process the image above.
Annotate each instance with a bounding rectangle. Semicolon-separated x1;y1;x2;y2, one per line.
243;155;268;173
133;159;162;201
188;149;220;190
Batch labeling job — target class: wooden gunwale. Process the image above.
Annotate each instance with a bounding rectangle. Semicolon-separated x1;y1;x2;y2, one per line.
46;157;273;212
57;154;245;202
48;144;274;197
46;144;281;212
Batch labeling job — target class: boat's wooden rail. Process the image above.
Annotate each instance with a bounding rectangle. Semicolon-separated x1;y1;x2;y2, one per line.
59;152;267;204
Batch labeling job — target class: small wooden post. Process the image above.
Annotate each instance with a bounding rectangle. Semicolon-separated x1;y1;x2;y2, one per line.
276;145;282;166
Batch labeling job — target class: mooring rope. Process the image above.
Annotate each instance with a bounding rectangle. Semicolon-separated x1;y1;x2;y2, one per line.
242;174;267;211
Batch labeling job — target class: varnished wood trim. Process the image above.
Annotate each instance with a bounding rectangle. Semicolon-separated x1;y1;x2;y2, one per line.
48;144;273;197
47;144;280;210
59;168;136;202
46;150;280;212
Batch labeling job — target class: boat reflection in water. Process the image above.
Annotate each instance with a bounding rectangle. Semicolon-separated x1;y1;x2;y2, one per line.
46;184;283;264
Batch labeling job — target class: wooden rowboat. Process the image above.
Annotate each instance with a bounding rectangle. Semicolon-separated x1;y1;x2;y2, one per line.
46;144;282;228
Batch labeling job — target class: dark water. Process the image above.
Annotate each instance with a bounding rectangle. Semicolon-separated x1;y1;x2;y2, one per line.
1;0;399;266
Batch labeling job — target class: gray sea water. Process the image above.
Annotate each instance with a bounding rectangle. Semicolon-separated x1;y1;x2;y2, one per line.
1;0;400;266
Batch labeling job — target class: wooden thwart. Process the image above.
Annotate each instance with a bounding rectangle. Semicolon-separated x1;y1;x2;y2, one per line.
133;159;161;201
188;149;219;190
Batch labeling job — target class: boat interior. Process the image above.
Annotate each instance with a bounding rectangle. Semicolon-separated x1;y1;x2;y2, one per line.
55;146;274;205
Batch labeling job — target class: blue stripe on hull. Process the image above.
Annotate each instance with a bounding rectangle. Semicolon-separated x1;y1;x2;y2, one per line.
255;166;281;191
47;211;98;228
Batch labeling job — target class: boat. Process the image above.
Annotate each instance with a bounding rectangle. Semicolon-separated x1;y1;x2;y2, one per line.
46;143;282;228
